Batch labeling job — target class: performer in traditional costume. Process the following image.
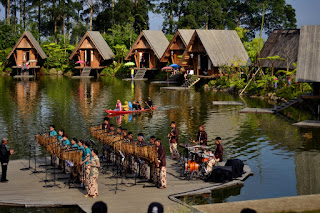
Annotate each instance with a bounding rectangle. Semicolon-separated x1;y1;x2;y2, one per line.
86;148;100;198
156;139;166;189
49;125;58;137
168;121;180;160
78;140;86;185
193;125;208;146
137;133;148;179
71;138;79;149
101;117;110;131
80;141;92;191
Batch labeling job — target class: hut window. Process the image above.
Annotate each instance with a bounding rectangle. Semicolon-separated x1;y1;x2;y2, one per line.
91;50;93;61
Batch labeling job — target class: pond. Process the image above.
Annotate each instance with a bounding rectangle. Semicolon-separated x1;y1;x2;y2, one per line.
0;76;319;205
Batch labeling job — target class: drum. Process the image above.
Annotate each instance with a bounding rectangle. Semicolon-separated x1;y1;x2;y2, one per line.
201;158;209;163
185;160;199;172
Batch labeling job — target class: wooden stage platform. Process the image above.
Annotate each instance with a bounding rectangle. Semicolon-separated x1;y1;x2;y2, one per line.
0;158;251;212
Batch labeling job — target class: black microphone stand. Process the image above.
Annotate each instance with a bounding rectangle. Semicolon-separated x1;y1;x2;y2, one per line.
31;146;44;174
21;144;32;171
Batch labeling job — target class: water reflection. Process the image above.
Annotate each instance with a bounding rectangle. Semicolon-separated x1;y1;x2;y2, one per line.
0;76;319;203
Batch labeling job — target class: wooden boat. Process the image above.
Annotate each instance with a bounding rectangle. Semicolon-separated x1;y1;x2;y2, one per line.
105;106;157;115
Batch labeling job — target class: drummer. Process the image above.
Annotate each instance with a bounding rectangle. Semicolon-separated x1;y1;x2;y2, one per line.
49;125;58;137
192;125;207;146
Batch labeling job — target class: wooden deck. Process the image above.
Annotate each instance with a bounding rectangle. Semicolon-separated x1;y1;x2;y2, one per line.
212;101;244;106
160;87;192;90
13;75;35;79
293;120;320;128
0;158;251;212
239;108;274;114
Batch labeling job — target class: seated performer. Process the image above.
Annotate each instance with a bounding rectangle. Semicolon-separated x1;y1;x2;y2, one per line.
156;139;166;189
109;124;115;133
71;138;79;149
214;137;223;162
168;121;180;160
192;125;208;146
102;117;110;131
49;125;58;137
114;100;122;111
86;148;100;198
58;129;64;143
144;97;153;109
62;134;71;146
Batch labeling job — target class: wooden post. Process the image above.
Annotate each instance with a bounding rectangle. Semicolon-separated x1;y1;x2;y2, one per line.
239;67;261;96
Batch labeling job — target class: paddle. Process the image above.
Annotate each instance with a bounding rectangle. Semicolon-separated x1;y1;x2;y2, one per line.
144;101;153;110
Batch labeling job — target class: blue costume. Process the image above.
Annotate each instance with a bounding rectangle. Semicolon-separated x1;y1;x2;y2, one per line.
62;139;70;146
84;147;91;165
49;130;58;137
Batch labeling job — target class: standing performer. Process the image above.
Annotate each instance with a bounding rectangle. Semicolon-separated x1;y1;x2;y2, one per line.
168;121;180;160
214;137;223;162
80;141;92;190
78;140;86;186
86;149;100;198
0;138;14;182
49;125;58;137
137;133;148;179
62;134;70;146
193;125;208;146
71;138;79;149
156;139;166;189
57;129;64;143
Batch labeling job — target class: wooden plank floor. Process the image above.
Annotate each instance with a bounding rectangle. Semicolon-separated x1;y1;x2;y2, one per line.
0;158;251;212
293;120;320;128
240;108;274;114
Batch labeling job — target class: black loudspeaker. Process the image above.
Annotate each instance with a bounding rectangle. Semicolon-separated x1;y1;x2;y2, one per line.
225;159;244;178
209;166;233;183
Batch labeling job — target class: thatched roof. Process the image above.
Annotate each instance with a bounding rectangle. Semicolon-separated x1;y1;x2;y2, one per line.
125;30;169;60
7;31;47;59
180;30;251;67
160;29;194;62
259;29;300;69
69;31;114;60
296;25;320;83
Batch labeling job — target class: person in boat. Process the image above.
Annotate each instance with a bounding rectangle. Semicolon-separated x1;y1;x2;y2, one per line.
122;101;130;111
144;97;153;109
192;125;208;146
71;138;79;149
102;117;110;131
168;121;180;160
136;101;142;110
86;148;100;198
214;137;223;162
132;101;138;110
80;141;92;192
128;102;133;110
49;125;58;137
137;133;148;179
115;100;122;111
156;138;166;189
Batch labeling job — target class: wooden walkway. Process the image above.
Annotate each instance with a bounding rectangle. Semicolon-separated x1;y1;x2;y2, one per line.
0;158;251;212
212;101;244;106
239;108;274;114
293;120;320;128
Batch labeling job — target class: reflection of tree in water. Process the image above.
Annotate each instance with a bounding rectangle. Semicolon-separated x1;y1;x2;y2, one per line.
15;79;38;117
180;185;243;205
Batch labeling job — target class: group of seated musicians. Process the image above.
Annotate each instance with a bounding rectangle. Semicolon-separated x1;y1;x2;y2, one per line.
48;125;100;198
189;125;223;175
114;97;153;111
96;117;166;189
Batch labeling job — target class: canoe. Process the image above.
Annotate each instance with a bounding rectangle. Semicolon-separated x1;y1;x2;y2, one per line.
105;106;157;115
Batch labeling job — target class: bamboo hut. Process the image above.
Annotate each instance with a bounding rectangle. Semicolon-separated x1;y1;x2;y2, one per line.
296;25;320;96
125;30;169;70
7;31;47;75
179;30;251;77
69;31;114;73
160;29;195;65
259;29;300;71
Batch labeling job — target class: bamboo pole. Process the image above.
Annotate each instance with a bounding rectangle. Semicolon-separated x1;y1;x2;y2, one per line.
239;67;261;96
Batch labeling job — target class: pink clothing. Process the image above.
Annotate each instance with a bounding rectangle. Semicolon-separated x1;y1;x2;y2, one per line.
116;102;122;110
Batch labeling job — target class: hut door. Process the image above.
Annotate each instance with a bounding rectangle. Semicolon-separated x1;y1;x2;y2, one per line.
85;50;91;67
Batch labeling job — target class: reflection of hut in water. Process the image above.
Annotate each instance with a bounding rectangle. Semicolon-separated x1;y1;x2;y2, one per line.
77;79;101;118
15;80;38;115
259;29;300;71
69;31;115;76
296;25;320;96
295;151;320;195
125;30;169;71
160;29;195;65
7;31;47;76
179;30;251;77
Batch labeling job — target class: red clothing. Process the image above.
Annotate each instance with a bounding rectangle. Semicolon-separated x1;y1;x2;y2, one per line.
157;145;166;167
170;127;179;143
197;130;207;146
215;143;223;161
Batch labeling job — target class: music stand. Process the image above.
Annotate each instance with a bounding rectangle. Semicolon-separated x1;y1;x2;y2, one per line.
21;145;32;171
31;146;44;174
109;151;126;194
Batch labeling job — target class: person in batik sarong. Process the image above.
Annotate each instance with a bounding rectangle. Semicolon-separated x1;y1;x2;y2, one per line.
86;148;100;198
156;139;166;189
168;121;180;160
